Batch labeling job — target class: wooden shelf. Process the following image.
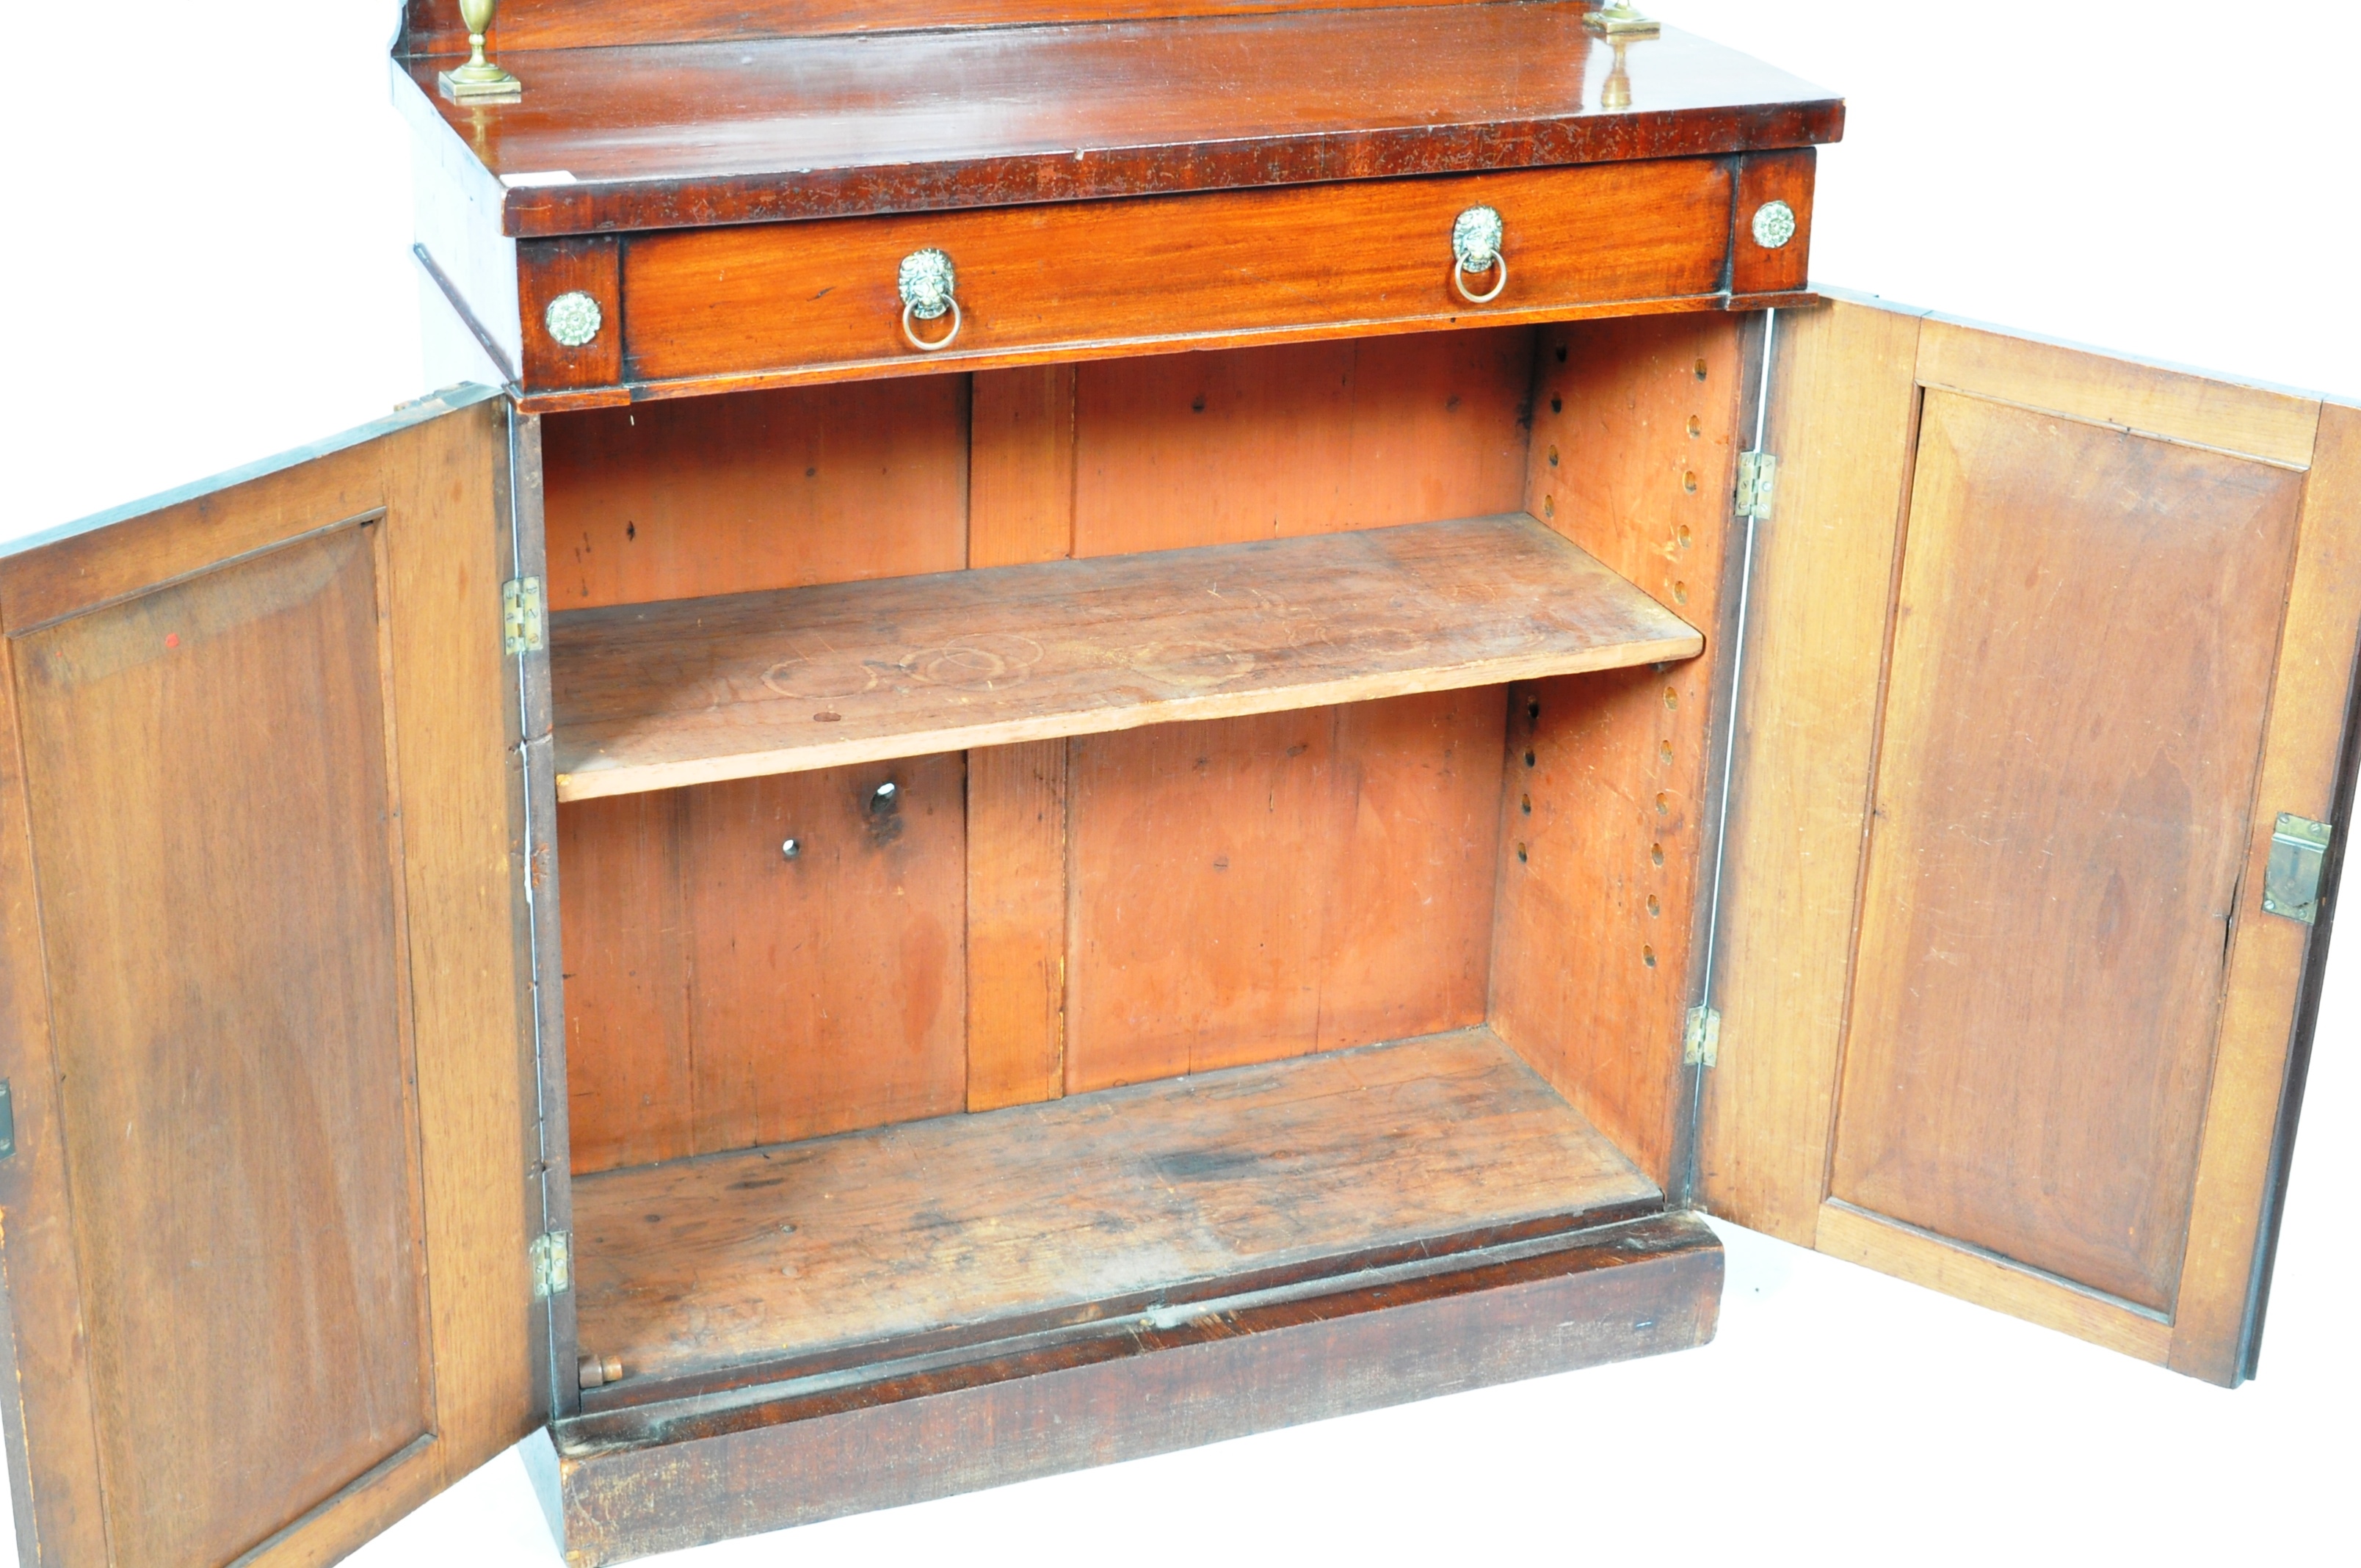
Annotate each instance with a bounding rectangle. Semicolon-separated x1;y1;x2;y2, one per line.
570;1026;1661;1404
551;512;1701;801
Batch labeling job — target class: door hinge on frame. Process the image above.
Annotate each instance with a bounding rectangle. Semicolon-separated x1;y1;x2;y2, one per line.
503;576;545;656
2262;813;2333;925
531;1230;572;1299
1683;1004;1722;1068
1734;450;1777;521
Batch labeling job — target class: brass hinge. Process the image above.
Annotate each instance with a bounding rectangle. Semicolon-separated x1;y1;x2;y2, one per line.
531;1230;572;1299
1683;1004;1722;1068
2262;813;2333;925
503;576;545;656
1734;450;1777;521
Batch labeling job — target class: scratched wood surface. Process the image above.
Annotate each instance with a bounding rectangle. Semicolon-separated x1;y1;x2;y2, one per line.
570;1027;1658;1392
1065;692;1504;1091
561;756;968;1176
550;514;1700;801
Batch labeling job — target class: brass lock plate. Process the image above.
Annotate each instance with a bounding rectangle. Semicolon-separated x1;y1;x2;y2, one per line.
2262;813;2332;925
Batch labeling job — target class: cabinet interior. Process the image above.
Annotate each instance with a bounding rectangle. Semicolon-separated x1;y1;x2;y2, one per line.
541;315;1750;1407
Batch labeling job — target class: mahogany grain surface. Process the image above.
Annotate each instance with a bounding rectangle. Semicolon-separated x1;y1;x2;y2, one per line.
551;513;1702;800
570;1026;1658;1393
614;159;1733;395
401;9;1841;237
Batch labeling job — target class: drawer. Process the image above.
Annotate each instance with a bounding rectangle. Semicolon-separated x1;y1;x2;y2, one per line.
514;153;1815;404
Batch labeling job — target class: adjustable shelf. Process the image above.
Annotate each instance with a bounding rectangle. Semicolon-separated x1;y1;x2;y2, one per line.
551;512;1702;801
569;1027;1662;1407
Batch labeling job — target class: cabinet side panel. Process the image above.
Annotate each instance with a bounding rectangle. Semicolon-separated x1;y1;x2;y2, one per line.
1830;390;2307;1313
1072;330;1534;556
1697;297;1924;1242
1491;313;1744;1188
1066;693;1502;1092
540;378;970;610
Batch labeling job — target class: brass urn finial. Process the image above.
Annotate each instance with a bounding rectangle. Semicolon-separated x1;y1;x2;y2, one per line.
438;0;523;103
1585;1;1661;37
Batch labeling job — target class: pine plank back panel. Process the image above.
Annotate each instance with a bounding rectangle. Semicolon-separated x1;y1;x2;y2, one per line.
1065;692;1504;1090
1829;388;2306;1312
540;377;970;611
0;394;542;1566
1073;330;1533;556
561;756;968;1175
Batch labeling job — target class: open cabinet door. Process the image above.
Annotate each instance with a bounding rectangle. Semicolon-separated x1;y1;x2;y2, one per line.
0;388;552;1564
1701;295;2360;1384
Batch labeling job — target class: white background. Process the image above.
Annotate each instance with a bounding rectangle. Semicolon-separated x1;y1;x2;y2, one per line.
1;2;2354;1564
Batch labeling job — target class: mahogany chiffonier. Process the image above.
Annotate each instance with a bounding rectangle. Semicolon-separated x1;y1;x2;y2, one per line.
1;2;2351;1564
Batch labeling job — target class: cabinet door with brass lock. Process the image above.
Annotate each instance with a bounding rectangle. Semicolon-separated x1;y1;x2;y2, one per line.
1695;294;2361;1384
0;390;556;1567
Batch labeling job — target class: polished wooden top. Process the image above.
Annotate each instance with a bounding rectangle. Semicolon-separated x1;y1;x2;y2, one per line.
403;4;1841;237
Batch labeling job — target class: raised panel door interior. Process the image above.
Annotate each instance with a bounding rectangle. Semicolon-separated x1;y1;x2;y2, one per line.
1702;294;2360;1384
0;391;549;1566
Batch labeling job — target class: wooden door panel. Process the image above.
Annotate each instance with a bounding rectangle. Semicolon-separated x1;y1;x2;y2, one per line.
16;523;433;1567
1703;295;2358;1382
0;389;545;1564
1829;389;2306;1311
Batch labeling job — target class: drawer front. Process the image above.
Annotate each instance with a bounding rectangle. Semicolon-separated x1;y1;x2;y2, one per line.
521;157;1782;400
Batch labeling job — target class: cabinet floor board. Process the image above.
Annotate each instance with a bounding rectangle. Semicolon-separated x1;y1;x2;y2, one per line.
551;512;1702;800
570;1026;1659;1406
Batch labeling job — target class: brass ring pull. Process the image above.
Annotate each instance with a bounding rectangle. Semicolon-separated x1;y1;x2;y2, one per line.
1451;206;1509;305
897;248;962;352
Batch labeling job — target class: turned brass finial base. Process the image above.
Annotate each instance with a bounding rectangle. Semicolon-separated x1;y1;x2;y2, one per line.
438;1;521;103
438;33;522;103
1585;2;1662;37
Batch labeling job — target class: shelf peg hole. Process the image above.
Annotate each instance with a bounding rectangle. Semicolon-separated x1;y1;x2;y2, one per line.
1686;415;1702;438
1673;579;1688;603
1650;841;1665;866
1516;841;1529;863
1693;357;1708;381
1658;741;1674;764
1664;686;1679;711
1677;524;1692;548
1642;944;1658;968
1548;444;1560;468
1521;792;1533;816
1647;894;1661;917
1523;749;1537;768
1655;791;1672;815
1682;470;1699;494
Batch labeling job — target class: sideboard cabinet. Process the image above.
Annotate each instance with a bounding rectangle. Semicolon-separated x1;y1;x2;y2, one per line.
0;4;2351;1566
